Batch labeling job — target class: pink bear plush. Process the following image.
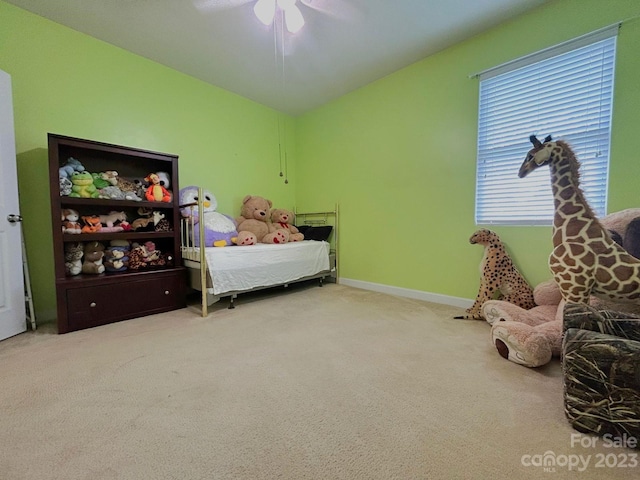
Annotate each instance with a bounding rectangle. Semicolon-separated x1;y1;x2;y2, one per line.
483;279;564;367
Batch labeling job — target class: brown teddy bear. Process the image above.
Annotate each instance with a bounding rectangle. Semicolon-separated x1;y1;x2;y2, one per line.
236;195;289;244
270;209;304;242
82;241;106;275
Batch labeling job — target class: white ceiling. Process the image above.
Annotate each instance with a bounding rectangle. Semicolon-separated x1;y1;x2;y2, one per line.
5;0;549;115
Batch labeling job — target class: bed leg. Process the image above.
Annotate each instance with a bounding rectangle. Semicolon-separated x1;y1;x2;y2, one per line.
228;295;236;309
319;277;324;287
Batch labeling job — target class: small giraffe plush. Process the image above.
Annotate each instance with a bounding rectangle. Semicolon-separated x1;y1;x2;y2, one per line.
519;135;640;304
455;229;536;320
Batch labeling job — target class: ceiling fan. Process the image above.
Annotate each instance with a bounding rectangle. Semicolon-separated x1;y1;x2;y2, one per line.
255;0;305;33
194;0;308;33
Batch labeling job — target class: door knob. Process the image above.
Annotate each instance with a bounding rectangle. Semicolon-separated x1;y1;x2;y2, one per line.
7;214;22;223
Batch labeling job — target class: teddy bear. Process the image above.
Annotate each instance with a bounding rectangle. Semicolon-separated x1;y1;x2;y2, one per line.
61;208;82;234
483;208;640;367
236;195;289;244
81;241;105;275
270;209;304;242
179;186;243;246
486;280;640;368
64;242;84;276
483;279;564;367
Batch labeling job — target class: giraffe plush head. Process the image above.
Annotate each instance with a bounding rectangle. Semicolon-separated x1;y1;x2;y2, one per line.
518;134;554;178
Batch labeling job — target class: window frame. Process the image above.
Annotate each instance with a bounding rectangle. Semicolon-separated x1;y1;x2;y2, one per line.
474;25;619;226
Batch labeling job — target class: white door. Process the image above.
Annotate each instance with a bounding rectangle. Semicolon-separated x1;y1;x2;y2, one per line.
0;69;26;340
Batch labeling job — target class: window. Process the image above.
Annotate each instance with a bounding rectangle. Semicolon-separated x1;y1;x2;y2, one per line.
475;26;618;225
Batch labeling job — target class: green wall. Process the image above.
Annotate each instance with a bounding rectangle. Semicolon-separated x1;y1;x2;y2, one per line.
2;0;640;322
295;0;640;300
0;1;296;321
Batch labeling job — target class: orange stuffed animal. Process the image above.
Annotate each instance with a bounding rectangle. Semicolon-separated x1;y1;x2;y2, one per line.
81;215;102;233
144;173;172;202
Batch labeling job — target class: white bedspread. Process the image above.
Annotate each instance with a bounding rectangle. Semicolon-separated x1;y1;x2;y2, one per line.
203;240;330;295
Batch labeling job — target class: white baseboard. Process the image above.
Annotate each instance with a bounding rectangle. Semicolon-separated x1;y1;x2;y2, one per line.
339;278;474;309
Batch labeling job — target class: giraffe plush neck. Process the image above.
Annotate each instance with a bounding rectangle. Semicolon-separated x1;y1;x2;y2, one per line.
518;135;640;304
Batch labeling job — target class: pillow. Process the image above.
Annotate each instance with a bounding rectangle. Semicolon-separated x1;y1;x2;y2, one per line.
296;225;333;241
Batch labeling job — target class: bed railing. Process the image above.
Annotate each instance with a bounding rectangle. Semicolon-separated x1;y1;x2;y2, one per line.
294;204;339;281
179;187;208;316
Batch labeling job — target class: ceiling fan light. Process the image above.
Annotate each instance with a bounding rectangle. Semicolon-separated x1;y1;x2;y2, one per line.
284;4;304;33
254;0;276;26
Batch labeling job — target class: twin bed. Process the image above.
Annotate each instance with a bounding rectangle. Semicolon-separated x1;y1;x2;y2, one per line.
180;188;338;316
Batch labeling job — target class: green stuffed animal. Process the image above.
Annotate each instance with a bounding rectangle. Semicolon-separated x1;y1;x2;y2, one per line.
69;171;99;198
92;172;111;189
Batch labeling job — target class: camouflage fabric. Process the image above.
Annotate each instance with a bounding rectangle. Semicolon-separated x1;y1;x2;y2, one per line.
562;303;640;445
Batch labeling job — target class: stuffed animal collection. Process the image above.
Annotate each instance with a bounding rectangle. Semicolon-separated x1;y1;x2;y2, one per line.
62;175;312;278
472;209;640;368
63;238;171;275
58;156;167;203
128;241;170;270
61;205;165;234
178;188;315;246
236;195;294;244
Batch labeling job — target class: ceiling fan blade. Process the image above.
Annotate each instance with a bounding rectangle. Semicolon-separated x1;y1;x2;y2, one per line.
299;0;362;21
284;4;305;33
192;0;253;12
254;0;276;25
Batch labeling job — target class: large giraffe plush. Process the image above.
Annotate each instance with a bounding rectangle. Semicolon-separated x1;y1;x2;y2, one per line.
518;135;640;304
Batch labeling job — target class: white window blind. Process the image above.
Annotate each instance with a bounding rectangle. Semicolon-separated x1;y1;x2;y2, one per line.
475;27;618;225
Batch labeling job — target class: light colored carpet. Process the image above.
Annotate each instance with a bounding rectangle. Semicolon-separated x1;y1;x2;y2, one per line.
1;283;637;480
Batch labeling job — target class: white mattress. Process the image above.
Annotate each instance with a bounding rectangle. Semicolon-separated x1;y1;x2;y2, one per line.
203;240;330;295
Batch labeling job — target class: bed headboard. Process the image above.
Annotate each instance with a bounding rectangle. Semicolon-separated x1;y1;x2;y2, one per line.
294;204;338;253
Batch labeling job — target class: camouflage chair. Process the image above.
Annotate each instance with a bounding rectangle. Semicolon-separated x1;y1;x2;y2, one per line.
563;302;640;445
